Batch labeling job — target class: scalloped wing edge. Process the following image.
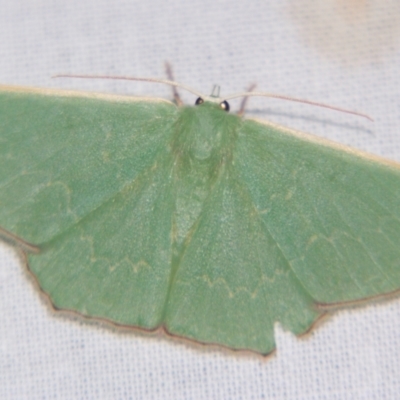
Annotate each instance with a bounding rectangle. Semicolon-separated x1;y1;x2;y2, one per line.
10;243;277;358
10;235;400;357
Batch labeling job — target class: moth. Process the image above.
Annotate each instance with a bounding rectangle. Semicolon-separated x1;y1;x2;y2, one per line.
1;70;399;355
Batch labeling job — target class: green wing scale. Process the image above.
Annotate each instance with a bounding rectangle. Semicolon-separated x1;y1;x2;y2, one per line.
1;85;400;354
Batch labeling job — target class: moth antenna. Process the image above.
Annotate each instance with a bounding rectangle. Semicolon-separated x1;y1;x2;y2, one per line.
224;91;373;121
164;62;183;106
237;83;257;116
52;75;372;121
53;74;206;99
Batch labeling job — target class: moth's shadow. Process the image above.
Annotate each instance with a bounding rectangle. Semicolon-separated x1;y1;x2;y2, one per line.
245;107;375;136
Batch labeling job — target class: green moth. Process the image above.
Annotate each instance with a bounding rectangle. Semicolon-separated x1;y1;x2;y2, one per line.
0;80;399;355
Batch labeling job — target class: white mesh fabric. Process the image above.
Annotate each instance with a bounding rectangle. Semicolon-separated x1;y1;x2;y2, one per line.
1;1;400;399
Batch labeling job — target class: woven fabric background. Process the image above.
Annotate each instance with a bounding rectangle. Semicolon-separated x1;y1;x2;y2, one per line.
1;1;400;399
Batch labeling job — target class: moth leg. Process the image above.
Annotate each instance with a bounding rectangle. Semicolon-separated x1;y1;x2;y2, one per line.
237;83;257;116
165;61;183;106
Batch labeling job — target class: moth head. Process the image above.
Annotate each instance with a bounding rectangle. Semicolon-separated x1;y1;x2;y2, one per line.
194;97;230;112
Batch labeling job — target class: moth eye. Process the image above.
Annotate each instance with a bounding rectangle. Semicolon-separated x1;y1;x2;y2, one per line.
220;100;230;112
195;97;204;106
